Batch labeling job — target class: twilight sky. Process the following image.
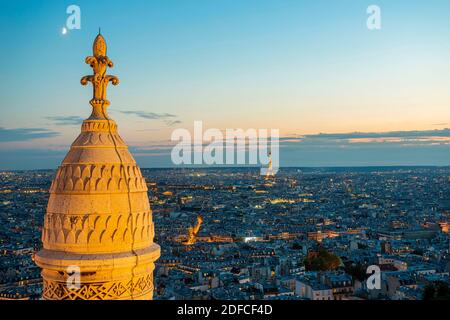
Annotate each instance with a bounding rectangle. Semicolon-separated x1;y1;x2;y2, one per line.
0;0;449;169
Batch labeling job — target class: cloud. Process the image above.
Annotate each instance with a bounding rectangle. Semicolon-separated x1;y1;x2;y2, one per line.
303;129;450;140
46;116;84;125
1;128;449;169
278;129;450;147
136;128;161;132
128;129;450;153
119;110;177;120
165;120;182;126
0;148;67;170
272;129;450;166
0;127;60;142
347;137;450;144
117;110;182;126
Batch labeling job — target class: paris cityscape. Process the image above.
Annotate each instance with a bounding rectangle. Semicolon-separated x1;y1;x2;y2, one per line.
1;166;449;300
1;0;450;305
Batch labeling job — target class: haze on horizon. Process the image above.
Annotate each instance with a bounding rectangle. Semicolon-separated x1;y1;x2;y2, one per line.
0;0;449;170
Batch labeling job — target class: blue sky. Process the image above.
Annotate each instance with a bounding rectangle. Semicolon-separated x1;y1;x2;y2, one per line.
0;0;449;169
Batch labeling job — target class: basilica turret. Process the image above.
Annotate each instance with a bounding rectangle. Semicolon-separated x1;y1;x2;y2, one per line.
35;33;160;300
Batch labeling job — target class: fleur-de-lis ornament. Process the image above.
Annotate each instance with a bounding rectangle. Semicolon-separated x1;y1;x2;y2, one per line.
81;31;119;119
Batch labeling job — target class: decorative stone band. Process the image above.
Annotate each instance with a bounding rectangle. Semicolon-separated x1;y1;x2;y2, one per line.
90;99;111;107
49;164;148;193
71;132;127;148
42;275;154;300
36;244;160;270
42;211;155;252
82;120;118;133
36;245;160;300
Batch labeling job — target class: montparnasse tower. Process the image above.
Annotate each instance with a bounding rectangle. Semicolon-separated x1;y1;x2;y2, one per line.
35;33;160;300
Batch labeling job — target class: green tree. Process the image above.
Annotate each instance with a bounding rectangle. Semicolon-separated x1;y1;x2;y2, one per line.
345;263;368;282
423;281;450;300
304;247;341;271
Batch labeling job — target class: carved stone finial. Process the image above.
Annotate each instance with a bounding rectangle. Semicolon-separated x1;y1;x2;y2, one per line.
81;33;119;119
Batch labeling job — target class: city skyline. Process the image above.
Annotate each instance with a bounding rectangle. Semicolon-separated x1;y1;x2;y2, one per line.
1;166;449;300
1;0;450;169
0;1;449;302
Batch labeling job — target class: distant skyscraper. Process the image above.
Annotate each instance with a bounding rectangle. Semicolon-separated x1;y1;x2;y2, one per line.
35;33;160;300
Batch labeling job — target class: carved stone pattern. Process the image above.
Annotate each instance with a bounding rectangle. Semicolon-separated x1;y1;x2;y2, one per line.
42;275;153;300
82;121;118;132
50;164;147;193
42;212;154;245
72;132;127;147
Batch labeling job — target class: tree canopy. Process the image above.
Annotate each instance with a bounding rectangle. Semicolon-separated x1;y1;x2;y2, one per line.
423;281;450;300
304;247;341;271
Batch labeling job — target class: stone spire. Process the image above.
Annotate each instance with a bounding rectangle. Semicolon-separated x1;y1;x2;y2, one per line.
80;32;119;120
35;33;160;300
